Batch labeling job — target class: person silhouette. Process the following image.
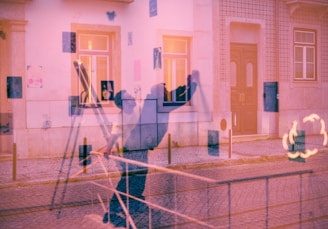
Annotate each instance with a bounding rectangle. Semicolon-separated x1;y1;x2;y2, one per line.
103;72;199;228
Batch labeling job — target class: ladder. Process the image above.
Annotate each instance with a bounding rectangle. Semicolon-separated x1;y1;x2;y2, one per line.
49;61;113;217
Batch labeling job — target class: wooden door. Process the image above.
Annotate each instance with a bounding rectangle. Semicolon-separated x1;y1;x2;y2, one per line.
230;44;258;135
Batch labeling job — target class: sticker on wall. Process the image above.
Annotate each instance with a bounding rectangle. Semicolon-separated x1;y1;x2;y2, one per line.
27;65;43;88
106;11;116;21
282;114;328;161
153;47;161;70
62;32;76;53
0;113;13;135
128;32;133;46
7;76;22;99
101;80;114;101
149;0;157;17
69;96;81;116
208;130;219;156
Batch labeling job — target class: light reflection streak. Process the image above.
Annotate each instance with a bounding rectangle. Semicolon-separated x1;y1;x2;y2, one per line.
283;114;327;160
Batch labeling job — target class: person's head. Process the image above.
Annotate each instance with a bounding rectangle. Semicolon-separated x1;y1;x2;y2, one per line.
114;90;125;109
114;90;136;113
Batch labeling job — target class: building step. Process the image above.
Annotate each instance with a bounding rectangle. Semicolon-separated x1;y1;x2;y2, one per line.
0;153;12;161
223;134;269;143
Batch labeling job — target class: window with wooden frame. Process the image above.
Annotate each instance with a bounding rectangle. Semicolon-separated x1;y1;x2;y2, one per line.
71;24;121;107
294;29;316;81
163;36;191;105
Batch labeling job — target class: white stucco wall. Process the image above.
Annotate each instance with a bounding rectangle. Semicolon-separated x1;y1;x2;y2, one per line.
24;0;195;128
20;0;212;158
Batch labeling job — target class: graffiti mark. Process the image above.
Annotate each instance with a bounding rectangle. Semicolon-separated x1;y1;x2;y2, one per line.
283;114;327;160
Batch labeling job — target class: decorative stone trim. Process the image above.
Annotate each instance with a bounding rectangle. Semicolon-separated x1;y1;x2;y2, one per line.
285;0;328;17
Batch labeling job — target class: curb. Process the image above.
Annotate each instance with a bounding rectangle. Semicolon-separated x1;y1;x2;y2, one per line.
0;153;288;189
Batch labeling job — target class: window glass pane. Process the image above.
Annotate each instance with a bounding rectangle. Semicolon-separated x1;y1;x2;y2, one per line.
294;63;303;79
294;47;303;62
295;31;315;44
175;59;187;101
164;58;172;102
79;55;92;103
175;59;187;87
306;47;314;62
97;56;108;81
80;34;108;51
163;38;187;54
306;63;314;79
97;56;108;101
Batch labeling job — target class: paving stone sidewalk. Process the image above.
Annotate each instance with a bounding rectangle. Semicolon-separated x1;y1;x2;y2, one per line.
0;136;326;187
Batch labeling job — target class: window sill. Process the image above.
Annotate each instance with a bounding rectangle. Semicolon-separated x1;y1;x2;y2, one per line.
158;103;196;113
290;78;321;88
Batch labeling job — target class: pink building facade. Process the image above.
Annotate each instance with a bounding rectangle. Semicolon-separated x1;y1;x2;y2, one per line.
213;0;328;141
0;0;327;158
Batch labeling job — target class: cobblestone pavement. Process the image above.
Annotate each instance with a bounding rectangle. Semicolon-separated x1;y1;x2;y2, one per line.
1;153;328;228
0;136;327;228
0;136;303;186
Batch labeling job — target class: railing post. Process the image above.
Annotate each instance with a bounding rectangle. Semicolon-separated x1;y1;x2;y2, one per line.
266;178;269;229
126;161;130;228
168;133;171;164
13;143;17;181
83;137;87;173
228;183;231;229
174;174;177;228
299;174;303;229
229;129;232;159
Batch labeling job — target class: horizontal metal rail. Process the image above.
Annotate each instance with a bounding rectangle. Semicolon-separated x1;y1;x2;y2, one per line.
216;169;313;185
89;152;218;228
215;169;313;229
85;151;313;228
90;151;217;183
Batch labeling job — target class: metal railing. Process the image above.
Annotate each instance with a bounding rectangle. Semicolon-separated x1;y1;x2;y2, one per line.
216;170;313;229
82;151;312;228
89;151;218;229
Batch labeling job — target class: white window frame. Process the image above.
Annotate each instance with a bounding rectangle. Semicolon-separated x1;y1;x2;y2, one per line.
163;36;191;105
293;29;316;81
77;31;113;106
71;23;121;111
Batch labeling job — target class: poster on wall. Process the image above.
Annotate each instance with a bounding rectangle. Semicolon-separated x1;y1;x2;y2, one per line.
7;76;22;99
149;0;157;17
101;80;114;101
106;11;116;21
68;96;81;116
0;113;13;135
153;47;161;70
62;32;76;53
208;130;219;156
27;65;43;88
128;32;133;46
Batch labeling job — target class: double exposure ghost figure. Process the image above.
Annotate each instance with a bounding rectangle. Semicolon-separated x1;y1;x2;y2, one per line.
103;71;199;228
